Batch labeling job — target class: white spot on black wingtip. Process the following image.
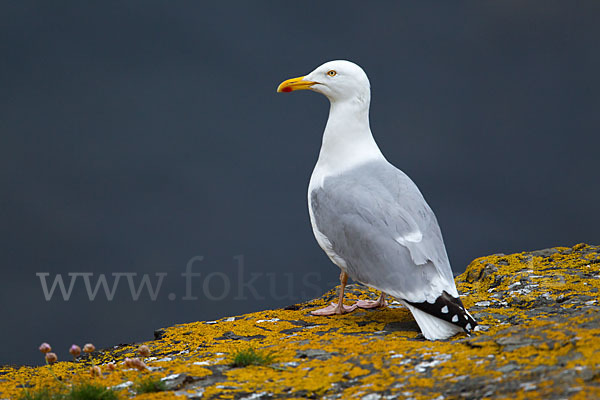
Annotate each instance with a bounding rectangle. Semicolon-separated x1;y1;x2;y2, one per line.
441;305;448;314
452;315;459;323
466;323;472;331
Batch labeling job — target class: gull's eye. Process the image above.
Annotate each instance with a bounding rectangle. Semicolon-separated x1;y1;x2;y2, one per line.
327;70;337;77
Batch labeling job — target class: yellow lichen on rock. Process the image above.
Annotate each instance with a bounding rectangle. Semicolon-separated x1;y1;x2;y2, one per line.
1;244;600;399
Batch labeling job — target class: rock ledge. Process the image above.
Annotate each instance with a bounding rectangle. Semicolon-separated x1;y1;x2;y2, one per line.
1;244;600;399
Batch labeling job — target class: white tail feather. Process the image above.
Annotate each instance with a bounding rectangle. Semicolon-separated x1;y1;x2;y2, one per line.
403;301;463;340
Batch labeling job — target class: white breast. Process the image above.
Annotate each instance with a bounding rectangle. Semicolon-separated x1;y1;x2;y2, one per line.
307;184;349;271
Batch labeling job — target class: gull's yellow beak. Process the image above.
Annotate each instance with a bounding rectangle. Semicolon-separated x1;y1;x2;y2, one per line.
277;76;317;93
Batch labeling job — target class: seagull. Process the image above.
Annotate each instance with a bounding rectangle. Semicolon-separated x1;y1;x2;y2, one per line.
277;60;477;340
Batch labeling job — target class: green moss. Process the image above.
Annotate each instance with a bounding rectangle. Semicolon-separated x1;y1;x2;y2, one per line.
230;347;276;368
132;377;167;394
19;384;119;400
66;384;119;400
19;388;54;400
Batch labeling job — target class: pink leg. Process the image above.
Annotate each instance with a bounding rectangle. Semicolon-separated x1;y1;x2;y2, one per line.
311;271;358;316
354;292;387;309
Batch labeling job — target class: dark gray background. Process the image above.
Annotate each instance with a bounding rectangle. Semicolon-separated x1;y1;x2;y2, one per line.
1;2;599;366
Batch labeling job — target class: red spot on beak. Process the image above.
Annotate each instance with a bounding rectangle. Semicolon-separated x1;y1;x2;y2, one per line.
281;86;292;93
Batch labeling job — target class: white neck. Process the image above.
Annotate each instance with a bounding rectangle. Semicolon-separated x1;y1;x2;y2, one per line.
314;98;384;179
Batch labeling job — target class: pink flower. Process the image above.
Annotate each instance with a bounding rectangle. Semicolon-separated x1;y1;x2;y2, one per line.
39;343;52;354
45;352;57;364
138;345;151;357
69;344;81;357
125;357;148;371
90;366;101;377
131;358;148;371
106;362;116;371
83;343;95;353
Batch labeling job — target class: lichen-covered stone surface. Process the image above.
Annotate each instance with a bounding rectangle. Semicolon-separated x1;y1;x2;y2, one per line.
2;244;600;399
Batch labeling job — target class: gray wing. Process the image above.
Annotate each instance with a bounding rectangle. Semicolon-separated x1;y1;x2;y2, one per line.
310;160;457;303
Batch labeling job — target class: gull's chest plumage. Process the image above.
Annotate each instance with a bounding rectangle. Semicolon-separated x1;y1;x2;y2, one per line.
307;166;350;272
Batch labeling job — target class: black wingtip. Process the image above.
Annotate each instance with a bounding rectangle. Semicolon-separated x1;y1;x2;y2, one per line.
405;291;478;334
